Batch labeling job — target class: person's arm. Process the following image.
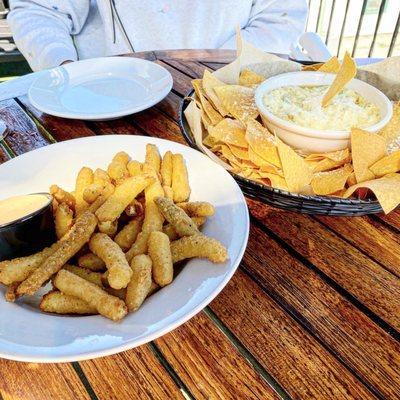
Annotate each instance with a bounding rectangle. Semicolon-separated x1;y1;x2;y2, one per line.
220;0;308;54
8;0;90;71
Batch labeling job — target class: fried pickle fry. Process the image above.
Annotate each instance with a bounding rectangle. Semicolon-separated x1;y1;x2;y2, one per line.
171;234;228;263
50;185;76;211
75;167;94;215
148;231;173;286
55;203;74;239
0;242;59;285
163;185;174;200
98;220;118;237
127;160;142;177
172;154;191;202
64;264;103;287
160;150;173;186
17;211;97;296
83;183;105;204
88;182;115;213
125;231;148;262
78;252;106;271
53;270;127;321
155;197;199;237
107;151;130;183
145;144;161;172
95;175;154;222
5;282;19;302
176;202;215;217
114;218;142;251
40;291;98;315
89;233;132;289
126;254;152;311
93;168;111;184
163;216;206;241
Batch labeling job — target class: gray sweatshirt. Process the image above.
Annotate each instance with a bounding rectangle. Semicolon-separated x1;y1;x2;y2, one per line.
8;0;308;71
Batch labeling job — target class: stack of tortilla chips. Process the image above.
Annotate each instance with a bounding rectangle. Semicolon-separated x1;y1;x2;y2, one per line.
185;46;400;214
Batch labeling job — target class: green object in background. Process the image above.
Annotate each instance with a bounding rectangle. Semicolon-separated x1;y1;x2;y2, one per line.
0;60;32;81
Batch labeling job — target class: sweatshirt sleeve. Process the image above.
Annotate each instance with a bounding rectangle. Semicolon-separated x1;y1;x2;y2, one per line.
220;0;308;54
8;0;90;71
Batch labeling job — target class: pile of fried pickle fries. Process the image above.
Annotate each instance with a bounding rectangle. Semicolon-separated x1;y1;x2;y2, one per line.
0;144;228;321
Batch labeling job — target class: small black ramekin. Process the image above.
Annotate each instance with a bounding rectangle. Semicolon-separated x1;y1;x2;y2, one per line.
0;193;56;261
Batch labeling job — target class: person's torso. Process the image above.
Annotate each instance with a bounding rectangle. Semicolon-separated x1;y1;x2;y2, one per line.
76;0;254;58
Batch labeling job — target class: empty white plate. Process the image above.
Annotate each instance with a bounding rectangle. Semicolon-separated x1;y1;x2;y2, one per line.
28;57;173;120
0;135;249;362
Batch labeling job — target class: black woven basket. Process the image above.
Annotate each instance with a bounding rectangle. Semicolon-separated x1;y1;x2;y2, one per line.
179;91;383;216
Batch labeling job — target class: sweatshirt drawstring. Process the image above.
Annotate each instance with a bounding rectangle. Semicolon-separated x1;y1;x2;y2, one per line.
110;0;135;52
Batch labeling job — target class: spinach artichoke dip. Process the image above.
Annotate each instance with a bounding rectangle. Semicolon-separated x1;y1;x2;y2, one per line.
263;85;381;131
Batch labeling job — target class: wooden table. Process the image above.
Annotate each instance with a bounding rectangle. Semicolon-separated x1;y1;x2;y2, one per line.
0;50;399;400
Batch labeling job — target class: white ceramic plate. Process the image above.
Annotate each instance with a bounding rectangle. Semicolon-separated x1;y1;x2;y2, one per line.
0;136;249;362
28;57;173;120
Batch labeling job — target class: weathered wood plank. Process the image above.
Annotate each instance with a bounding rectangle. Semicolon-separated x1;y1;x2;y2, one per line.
155;91;182;121
79;345;184;400
162;59;211;79
247;200;400;331
209;271;376;400
0;144;10;164
155;49;236;63
0;99;50;155
155;312;279;400
0;360;90;400
315;215;400;277
243;223;400;399
156;61;193;95
129;108;186;144
89;118;143;136
377;209;400;232
18;96;96;141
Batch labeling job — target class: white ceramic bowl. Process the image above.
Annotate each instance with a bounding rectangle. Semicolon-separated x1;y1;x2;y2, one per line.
255;71;393;153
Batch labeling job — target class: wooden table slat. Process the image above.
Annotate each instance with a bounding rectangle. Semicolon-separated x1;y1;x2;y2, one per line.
243;223;400;399
0;360;90;400
210;271;376;400
79;345;184;400
0;143;10;164
315;214;400;277
0;99;50;155
17;96;96;141
155;312;280;400
248;201;400;331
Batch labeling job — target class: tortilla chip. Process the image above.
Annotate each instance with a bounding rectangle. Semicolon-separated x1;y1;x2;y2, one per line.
228;144;250;160
257;172;288;190
318;56;341;73
203;134;217;147
276;138;313;193
369;150;400;177
343;173;400;214
302;63;323;71
245;119;281;167
202;70;230;116
305;148;349;163
218;144;240;164
351;128;386;182
379;101;400;153
208;118;247;148
346;172;357;187
322;52;357;107
214;85;258;123
248;145;273;168
239;69;264;86
311;164;353;195
192;79;223;126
